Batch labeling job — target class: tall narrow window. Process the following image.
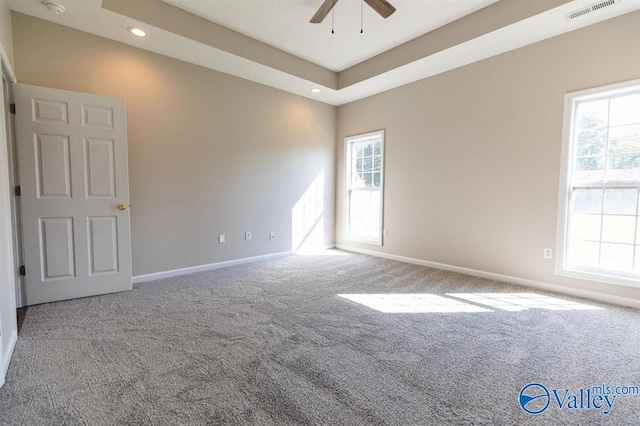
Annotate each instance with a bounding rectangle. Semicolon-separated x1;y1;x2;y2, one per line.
557;80;640;287
345;130;384;245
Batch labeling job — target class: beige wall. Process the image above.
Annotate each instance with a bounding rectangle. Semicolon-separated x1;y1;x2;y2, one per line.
0;0;12;69
10;9;640;302
337;11;640;302
12;13;336;276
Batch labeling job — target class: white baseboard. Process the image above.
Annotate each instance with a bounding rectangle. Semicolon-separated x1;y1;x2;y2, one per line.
132;251;294;284
336;245;640;310
1;330;18;388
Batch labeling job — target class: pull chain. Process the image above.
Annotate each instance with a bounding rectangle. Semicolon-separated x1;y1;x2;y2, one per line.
360;0;364;33
331;0;335;33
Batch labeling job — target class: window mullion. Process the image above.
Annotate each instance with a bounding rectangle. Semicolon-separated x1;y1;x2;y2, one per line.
633;190;640;273
596;99;612;270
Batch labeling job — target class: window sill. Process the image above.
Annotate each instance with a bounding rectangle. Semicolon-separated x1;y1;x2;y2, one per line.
344;236;382;246
556;266;640;289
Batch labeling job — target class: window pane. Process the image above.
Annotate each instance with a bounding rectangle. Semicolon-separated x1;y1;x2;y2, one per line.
352;173;363;188
349;190;380;240
575;99;609;130
608;153;640;170
604;188;638;215
363;172;373;188
363;143;372;156
574;157;605;181
576;129;606;157
601;215;635;244
373;172;381;188
373;156;381;171
568;240;600;267
570;214;601;241
609;93;640;127
356;157;363;172
572;188;603;214
608;124;640;155
363;156;372;171
575;156;605;172
600;243;634;273
607;154;640;180
373;140;381;155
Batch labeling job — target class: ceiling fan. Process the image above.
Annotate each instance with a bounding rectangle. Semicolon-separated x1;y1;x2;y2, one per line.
310;0;396;23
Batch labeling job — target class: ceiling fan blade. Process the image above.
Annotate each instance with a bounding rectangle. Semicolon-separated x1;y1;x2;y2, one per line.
310;0;340;23
364;0;396;18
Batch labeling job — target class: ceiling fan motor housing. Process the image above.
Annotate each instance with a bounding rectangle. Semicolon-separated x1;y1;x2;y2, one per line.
42;1;65;15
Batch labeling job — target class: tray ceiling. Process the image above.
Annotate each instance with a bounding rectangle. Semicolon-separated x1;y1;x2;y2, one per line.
8;0;640;105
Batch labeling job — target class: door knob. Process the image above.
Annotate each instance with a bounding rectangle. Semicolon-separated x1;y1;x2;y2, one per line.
117;202;128;211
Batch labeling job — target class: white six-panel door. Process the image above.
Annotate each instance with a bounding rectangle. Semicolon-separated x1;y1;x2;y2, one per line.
15;84;131;305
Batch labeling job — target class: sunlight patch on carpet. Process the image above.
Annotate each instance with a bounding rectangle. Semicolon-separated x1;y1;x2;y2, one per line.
338;292;605;313
338;293;493;313
446;293;605;312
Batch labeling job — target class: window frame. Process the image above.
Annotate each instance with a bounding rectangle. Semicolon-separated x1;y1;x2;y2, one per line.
344;130;385;246
556;79;640;288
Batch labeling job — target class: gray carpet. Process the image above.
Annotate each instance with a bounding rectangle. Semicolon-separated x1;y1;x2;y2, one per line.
0;250;639;425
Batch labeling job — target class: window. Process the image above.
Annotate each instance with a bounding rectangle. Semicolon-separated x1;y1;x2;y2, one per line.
557;80;640;287
345;130;384;245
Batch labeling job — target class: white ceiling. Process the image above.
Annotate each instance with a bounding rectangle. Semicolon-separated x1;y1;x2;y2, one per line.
161;0;498;72
7;0;640;105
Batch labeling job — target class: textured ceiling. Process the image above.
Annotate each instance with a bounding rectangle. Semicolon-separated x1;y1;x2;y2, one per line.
160;0;498;71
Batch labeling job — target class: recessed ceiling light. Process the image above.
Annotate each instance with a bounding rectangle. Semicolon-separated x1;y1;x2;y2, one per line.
311;88;321;93
128;27;146;37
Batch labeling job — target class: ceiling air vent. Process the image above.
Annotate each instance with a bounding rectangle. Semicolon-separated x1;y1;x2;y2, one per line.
566;0;620;20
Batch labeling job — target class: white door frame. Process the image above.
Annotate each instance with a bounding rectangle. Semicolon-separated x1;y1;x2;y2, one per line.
4;76;24;308
0;45;18;388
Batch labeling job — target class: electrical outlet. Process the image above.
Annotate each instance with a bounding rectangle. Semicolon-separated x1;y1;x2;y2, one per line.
543;248;553;259
219;234;225;244
245;231;252;241
383;229;389;237
269;232;276;240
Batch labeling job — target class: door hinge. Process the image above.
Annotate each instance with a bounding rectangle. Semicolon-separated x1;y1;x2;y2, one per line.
9;103;15;114
19;265;25;276
14;186;21;196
